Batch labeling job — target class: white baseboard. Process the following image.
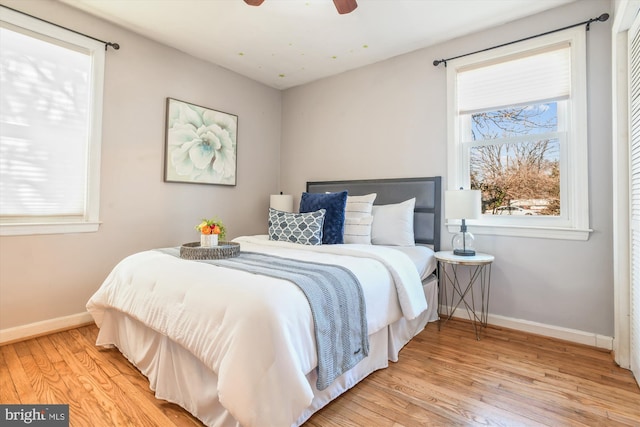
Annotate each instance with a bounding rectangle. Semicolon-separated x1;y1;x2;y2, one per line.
0;312;94;345
1;309;614;352
445;306;614;351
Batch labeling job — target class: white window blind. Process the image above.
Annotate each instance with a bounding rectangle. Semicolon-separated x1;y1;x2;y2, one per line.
628;13;640;386
0;6;104;235
0;26;89;217
457;44;571;114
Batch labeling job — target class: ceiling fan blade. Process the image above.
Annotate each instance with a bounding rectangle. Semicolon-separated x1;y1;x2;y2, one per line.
333;0;358;14
243;0;265;5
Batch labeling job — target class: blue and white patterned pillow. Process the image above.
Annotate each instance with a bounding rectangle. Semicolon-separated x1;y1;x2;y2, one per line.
268;208;326;245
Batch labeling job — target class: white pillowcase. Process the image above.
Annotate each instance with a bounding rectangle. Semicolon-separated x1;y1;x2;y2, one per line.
343;215;374;244
343;193;377;244
371;198;416;246
345;193;377;217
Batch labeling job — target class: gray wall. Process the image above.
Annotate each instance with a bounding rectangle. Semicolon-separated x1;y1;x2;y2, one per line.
0;0;614;339
280;0;614;336
0;0;282;330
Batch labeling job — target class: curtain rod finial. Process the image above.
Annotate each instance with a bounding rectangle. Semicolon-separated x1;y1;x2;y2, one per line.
598;13;609;22
433;59;446;67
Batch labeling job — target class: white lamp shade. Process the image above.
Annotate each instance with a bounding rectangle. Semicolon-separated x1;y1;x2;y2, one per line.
270;194;293;212
445;189;482;219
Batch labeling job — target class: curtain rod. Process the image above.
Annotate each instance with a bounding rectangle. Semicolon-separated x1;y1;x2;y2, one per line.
1;4;120;51
433;13;609;67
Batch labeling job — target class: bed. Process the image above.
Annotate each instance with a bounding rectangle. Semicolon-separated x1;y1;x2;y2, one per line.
87;176;442;427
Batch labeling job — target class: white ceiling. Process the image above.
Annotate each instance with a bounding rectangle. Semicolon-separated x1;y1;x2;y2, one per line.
60;0;575;90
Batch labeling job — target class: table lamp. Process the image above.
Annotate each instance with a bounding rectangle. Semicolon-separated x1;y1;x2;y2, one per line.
445;188;482;256
270;193;294;212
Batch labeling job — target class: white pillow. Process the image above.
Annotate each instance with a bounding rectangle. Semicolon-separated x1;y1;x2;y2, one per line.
345;193;377;218
371;198;416;246
343;215;374;244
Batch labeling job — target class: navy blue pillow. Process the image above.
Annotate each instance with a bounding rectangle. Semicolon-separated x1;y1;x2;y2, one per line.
299;191;348;244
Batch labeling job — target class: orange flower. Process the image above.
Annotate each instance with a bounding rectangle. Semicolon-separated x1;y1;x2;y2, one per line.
195;217;226;239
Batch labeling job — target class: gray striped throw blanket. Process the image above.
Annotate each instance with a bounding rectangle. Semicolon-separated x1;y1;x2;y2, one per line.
159;249;369;390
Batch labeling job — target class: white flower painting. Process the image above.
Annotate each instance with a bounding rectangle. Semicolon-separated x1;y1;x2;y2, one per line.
164;98;237;185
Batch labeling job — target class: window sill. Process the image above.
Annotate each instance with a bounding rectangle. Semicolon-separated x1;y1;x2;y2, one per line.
0;221;102;236
447;223;592;241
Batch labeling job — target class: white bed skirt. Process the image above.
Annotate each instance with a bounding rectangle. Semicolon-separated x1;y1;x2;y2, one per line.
95;275;439;427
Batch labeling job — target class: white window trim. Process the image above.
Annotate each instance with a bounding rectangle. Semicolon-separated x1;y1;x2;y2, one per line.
446;26;591;241
0;221;101;236
0;7;104;236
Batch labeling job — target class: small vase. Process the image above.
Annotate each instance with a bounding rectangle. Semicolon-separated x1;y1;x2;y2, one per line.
200;233;218;247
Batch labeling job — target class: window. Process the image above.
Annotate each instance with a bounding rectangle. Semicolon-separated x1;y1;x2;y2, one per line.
446;26;591;240
0;7;104;236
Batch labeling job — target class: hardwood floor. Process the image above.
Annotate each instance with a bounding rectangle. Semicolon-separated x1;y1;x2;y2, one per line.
1;319;638;426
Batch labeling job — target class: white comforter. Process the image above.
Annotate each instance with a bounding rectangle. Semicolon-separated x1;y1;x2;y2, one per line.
87;235;427;427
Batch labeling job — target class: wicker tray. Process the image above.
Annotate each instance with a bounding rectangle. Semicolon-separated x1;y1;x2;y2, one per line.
180;241;240;260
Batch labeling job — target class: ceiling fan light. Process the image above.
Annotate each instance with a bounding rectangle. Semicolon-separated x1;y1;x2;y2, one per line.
243;0;265;6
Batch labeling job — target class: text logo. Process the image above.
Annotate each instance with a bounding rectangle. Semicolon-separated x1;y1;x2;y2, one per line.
0;405;68;426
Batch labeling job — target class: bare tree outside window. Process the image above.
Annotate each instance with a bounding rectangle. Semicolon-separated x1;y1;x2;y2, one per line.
468;102;561;216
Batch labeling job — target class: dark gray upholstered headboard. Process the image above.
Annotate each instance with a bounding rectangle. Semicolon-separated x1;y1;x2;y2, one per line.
306;177;442;251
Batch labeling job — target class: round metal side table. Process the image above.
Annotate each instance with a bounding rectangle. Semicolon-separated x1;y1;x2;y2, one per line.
435;250;494;340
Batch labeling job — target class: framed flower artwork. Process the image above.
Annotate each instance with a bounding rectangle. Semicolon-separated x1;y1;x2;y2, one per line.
164;98;238;186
